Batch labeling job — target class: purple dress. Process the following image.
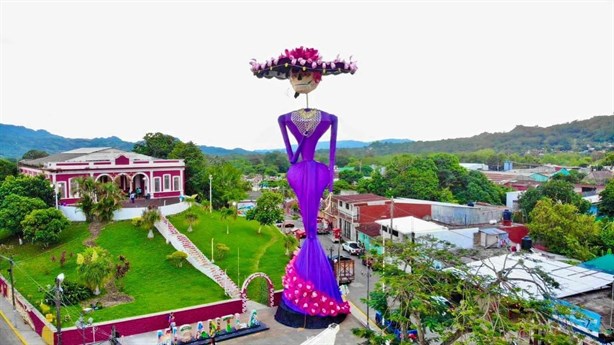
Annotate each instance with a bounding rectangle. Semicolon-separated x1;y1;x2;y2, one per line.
278;109;350;317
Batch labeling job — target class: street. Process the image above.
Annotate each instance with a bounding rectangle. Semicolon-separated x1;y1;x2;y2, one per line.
288;213;381;329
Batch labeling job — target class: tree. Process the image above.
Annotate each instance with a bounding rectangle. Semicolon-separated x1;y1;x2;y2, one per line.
21;149;49;160
0;175;55;207
0;194;48;235
168;141;207;196
140;207;161;239
166;250;188;268
519;179;591;220
133;132;179;159
598;179;614;217
354;236;578;345
529;199;601;261
198;160;248;210
283;233;299;256
246;190;284;234
0;158;18;182
339;168;363;185
21;208;70;248
183;195;199;232
76;246;114;295
74;177;123;223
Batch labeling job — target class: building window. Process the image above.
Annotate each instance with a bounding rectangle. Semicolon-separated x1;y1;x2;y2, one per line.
345;203;349;210
173;176;180;191
154;177;161;192
57;182;66;199
69;179;80;198
163;175;171;191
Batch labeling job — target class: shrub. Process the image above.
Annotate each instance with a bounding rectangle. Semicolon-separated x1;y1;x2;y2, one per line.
43;280;93;306
215;243;230;260
166;251;188;268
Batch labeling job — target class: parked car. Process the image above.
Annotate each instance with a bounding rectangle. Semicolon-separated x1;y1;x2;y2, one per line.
292;228;306;239
342;241;364;255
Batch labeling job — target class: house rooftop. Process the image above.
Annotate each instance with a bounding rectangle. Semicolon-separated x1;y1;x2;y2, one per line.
19;148;164;167
333;193;389;204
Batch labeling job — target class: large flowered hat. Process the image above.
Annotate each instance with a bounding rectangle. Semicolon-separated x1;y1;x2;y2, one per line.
250;46;357;79
250;46;357;97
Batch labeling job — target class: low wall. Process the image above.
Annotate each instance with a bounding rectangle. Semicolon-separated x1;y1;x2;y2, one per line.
60;202;189;222
58;299;243;345
1;274;243;345
0;275;55;344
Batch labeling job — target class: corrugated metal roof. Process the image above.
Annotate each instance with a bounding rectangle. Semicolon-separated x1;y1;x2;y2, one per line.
375;216;448;234
333;193;388;203
480;228;508;235
19;148;160;167
463;253;613;299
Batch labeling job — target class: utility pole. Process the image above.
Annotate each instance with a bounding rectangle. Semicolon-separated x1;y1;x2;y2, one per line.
209;174;213;213
390;197;394;243
365;253;371;330
8;257;15;311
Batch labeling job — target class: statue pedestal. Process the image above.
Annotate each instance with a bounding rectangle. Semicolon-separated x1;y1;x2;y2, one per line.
274;299;347;329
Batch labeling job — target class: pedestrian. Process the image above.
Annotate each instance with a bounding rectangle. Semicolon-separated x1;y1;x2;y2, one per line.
136;187;142;198
130;191;136;203
168;312;176;329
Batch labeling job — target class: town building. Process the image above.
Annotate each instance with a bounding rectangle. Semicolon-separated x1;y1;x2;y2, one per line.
18;147;185;206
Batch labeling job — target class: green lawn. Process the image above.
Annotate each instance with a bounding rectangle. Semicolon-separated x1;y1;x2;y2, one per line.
0;213;264;325
0;206;290;325
167;207;289;299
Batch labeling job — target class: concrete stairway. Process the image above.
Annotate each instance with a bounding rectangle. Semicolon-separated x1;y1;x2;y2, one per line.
155;216;241;298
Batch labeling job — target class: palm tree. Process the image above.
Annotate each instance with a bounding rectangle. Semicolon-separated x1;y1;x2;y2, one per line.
93;182;123;223
184;195;198;232
74;177;98;222
219;206;234;234
76;246;114;295
75;177;123;223
141;207;161;239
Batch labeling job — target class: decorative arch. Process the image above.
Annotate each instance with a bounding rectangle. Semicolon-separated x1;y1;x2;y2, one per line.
131;172;149;197
114;173;131;192
240;272;275;313
95;173;113;183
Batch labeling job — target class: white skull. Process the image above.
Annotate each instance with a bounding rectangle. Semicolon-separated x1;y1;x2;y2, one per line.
290;71;319;94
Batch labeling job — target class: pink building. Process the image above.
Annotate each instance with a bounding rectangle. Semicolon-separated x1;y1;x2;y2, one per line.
19;147;185;205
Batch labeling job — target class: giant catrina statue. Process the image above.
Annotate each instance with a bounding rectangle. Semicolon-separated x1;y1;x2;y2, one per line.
250;47;357;328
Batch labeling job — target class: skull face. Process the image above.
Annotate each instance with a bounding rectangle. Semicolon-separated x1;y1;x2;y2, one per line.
290;71;319;94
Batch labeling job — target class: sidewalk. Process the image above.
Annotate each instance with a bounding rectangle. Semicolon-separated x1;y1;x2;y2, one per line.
0;293;46;345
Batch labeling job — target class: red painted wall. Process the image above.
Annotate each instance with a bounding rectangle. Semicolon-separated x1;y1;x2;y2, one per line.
57;299;242;345
498;224;529;244
359;203;431;223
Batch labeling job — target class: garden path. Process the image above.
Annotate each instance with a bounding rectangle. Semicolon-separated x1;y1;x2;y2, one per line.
154;216;241;298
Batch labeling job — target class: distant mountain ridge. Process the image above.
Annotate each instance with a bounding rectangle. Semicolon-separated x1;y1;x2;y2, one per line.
0;123;411;159
1;115;610;159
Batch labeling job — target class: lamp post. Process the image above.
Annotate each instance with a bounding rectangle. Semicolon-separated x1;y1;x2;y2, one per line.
209;174;213;213
211;238;214;263
51;183;59;209
4;256;16;311
365;253;372;330
232;201;237;219
76;315;94;344
55;273;65;345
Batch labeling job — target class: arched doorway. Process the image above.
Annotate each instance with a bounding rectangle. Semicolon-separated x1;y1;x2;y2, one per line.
132;173;149;199
96;174;113;184
240;272;275;313
114;174;130;194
